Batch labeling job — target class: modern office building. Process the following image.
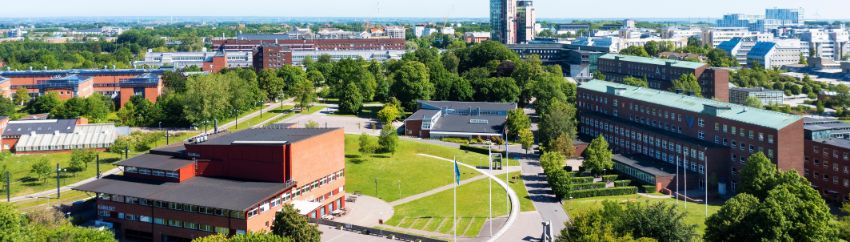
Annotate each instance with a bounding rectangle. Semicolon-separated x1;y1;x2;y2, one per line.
717;37;759;66
403;100;516;139
74;126;346;242
728;87;784;106
716;8;803;32
766;8;804;27
716;14;762;29
799;28;850;61
596;54;730;101
577;80;804;195
0;69;164;108
747;39;803;69
490;0;517;44
803;118;850;203
508;43;607;79
515;0;536;43
134;51;253;71
703;28;774;48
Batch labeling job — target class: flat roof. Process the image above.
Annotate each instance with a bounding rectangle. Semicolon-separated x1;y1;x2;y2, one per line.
430;115;507;135
804;118;850;131
74;175;289;211
116;153;195;171
599;53;706;69
418;100;516;112
819;138;850;149
579;80;801;130
613;154;675;177
198;127;339;145
403;109;440;121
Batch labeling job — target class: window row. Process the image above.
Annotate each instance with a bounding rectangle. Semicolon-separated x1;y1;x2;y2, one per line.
247;169;345;218
97;193;244;219
124;166;179;178
99;209;245;235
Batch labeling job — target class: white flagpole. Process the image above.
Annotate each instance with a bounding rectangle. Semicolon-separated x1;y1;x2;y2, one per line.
489;143;493;237
684;152;688;209
704;147;709;218
453;156;457;242
676;151;680;207
505;136;509;217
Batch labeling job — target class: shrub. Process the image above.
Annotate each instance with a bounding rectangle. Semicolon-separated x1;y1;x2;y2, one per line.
601;174;619;182
440;137;469;144
568;186;638;199
569;182;606;191
570;176;594;184
613;180;632;187
489;136;504;145
548;169;572;198
459;144;490;155
641;185;658;193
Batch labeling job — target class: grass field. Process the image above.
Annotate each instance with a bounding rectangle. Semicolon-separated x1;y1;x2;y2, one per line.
562;194;721;234
344;135;494;202
1;131;198;198
384;172;533;237
230;105;293;131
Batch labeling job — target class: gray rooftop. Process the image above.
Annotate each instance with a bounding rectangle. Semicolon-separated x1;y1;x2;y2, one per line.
198;127;339;145
803;118;850;131
116;153;195;171
419;100;516;112
819;138;850;149
430;115;507;135
613;154;675;177
579;80;801;130
3;119;77;136
74;175;289;211
404;109;440;121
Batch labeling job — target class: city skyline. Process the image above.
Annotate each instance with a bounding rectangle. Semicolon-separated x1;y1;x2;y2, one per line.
0;0;845;20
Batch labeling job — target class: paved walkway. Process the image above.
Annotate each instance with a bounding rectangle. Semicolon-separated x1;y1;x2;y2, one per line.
417;154;520;242
319;224;397;242
389;166;521;207
509;143;570;234
335;194;393;227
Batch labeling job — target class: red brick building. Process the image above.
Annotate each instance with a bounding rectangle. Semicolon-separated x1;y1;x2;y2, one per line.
578;80;803;196
597;54;730;102
212;38;405;52
252;45;293;72
0;69;163;108
74;126;346;242
803;118;850;203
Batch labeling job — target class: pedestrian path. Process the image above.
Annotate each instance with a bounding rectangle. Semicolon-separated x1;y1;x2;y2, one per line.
389;166;521;207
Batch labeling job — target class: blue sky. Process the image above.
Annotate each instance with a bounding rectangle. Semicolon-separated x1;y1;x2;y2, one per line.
1;0;845;19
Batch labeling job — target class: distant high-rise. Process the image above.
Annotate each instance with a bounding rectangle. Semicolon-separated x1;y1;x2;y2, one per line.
515;0;535;43
766;8;804;26
490;0;517;44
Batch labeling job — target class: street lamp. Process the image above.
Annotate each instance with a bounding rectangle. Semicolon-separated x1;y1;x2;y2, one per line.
234;109;240;129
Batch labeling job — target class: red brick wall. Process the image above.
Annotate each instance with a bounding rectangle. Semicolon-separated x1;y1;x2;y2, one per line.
804;140;850;203
404;120;422;137
777;120;804;174
289;129;345;185
203;56;228;73
187;144;287;183
98;199;246;242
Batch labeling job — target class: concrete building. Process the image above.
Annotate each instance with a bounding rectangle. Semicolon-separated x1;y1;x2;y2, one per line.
799;28;849;61
577;80;803;196
211;37;405;52
508;43;606;79
440;27;455;36
403;100;516;139
716;14;762;29
703;28;773;48
0;69;163;108
515;0;536;43
663;27;703;39
717;37;759;66
74;126;346;242
383;26;406;39
729;87;784;106
766;8;804;27
747;39;802;69
555;24;590;35
490;0;517;44
134;51;253;71
803;118;850;203
596;54;730;101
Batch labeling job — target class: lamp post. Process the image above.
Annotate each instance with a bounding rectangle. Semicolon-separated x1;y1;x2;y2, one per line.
234;109;240;130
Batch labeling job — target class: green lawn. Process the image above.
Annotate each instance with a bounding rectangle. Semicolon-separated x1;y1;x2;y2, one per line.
1;131;198;198
562;194;721;234
345;135;488;202
502;172;535;212
331;105;383;119
385;175;513;237
230;105;293;131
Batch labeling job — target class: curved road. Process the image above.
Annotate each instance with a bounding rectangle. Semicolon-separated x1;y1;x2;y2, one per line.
417;154;520;242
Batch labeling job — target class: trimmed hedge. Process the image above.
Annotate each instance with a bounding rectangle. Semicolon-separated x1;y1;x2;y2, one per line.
613;180;632;187
459;144;489;155
570;176;594;183
641;185;658;193
569;182;606;191
568;186;638;199
601;174;619;182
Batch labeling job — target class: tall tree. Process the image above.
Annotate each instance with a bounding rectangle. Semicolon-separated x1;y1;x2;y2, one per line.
583;135;613;176
291;78;316;111
376;104;400;124
379;124;399;154
548;133;575;158
538;99;577;148
518;128;535;154
338;82;363;114
623;76;649;87
390;61;433;110
184;74;231;125
258;69;285;101
13;87;29;106
29;158;52;183
270;204;321;242
738;152;777;200
672;73;702;97
506;109;531;139
27;91;61;114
